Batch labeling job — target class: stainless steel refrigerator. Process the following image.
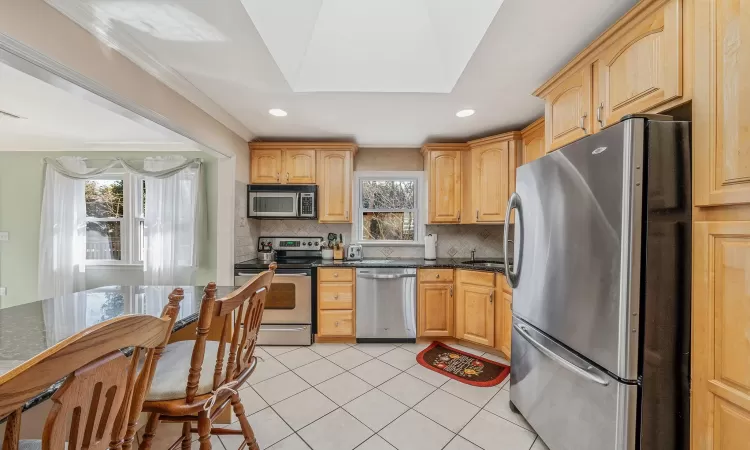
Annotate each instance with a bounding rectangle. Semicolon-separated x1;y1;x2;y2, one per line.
502;116;691;450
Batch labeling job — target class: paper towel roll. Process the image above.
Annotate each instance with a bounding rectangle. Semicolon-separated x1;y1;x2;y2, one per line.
425;234;437;260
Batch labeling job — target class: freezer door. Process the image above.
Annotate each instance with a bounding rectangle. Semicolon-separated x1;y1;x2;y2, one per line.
511;119;644;380
510;317;638;450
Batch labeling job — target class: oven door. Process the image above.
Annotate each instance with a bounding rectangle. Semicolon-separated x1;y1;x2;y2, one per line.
248;192;299;218
235;268;312;345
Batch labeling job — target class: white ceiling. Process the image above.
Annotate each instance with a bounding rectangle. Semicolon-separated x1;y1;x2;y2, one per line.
47;0;639;147
241;0;505;93
0;61;186;151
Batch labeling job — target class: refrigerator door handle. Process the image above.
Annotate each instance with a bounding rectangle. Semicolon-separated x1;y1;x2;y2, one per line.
514;323;610;386
504;192;523;288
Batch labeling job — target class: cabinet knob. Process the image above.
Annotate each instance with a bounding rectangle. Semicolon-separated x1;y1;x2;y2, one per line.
335;321;340;327
334;294;339;299
333;273;338;278
435;274;440;279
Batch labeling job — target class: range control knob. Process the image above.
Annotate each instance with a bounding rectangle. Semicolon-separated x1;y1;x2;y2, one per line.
302;242;307;246
308;241;312;246
314;241;319;246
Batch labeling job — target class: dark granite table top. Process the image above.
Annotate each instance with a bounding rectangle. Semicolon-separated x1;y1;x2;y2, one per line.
236;257;511;273
0;285;237;412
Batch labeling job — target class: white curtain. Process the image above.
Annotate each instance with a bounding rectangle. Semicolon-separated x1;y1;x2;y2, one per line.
38;156;89;300
143;156;201;285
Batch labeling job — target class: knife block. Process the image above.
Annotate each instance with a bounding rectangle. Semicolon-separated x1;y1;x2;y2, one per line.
333;247;345;260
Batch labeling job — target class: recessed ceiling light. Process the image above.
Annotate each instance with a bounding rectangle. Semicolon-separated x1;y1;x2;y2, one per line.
456;109;475;118
269;108;287;117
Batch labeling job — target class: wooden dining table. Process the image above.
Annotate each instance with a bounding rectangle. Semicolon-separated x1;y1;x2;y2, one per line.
0;285;237;413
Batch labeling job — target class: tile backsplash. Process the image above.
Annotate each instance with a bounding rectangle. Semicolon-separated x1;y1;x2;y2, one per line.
235;181;259;263
256;220;509;259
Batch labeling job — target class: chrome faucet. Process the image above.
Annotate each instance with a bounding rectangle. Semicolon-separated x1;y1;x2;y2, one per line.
471;249;476;262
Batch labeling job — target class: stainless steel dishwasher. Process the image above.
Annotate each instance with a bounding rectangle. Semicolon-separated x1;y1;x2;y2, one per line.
356;267;417;342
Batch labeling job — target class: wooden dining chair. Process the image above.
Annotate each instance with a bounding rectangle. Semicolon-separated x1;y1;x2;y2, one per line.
0;290;183;450
133;264;276;450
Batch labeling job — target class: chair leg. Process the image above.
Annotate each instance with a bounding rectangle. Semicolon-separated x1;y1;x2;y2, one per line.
138;413;160;450
231;391;259;450
197;410;212;450
181;421;192;450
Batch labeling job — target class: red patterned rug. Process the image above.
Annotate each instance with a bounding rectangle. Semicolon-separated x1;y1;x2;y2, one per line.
416;342;510;387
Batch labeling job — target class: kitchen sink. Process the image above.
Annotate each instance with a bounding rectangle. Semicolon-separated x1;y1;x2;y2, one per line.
461;260;506;268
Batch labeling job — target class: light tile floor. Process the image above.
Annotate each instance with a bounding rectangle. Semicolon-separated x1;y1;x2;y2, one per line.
167;343;550;450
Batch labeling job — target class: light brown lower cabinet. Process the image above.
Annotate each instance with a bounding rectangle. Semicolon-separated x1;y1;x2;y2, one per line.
692;221;750;448
317;268;355;338
455;270;495;347
417;269;454;337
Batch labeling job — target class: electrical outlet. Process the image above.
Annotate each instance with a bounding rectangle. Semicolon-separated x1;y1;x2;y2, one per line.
0;287;6;296
0;232;8;241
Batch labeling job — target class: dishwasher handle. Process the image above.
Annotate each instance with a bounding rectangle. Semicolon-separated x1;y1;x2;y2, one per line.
357;273;417;280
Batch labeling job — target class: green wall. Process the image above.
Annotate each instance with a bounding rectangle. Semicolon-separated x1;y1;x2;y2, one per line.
0;151;218;308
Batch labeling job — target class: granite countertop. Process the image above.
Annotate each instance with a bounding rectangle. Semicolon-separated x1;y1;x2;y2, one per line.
0;285;236;413
236;257;511;273
313;257;511;273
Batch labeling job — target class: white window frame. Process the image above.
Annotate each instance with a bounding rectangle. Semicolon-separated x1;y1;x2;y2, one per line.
85;170;145;266
352;171;426;247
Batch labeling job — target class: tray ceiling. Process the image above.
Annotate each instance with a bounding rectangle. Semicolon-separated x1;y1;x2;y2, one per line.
241;0;504;93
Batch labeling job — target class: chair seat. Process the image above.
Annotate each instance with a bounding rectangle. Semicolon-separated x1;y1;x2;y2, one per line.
145;340;228;402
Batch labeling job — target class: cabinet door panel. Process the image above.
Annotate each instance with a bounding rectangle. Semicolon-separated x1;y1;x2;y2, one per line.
695;0;750;206
693;221;750;450
284;149;316;184
545;67;592;152
429;151;462;223
595;0;682;130
251;149;282;184
418;283;454;337
501;293;512;357
456;281;494;347
472;143;509;222
317;151;352;222
522;123;546;165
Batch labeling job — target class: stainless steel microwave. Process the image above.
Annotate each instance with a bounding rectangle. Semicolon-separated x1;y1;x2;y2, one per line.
247;185;317;219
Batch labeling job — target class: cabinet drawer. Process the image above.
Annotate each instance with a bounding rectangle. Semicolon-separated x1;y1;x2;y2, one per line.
319;268;353;282
319;283;354;309
319;310;354;336
419;269;454;283
457;269;495;287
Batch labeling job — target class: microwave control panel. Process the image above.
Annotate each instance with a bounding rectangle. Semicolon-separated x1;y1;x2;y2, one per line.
300;193;315;217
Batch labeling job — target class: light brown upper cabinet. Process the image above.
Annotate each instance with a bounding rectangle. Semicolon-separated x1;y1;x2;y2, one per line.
694;0;750;206
284;149;316;184
466;132;522;223
593;0;683;131
521;118;546;165
317;149;353;223
544;67;593;152
250;144;316;184
250;148;283;184
422;144;465;224
533;0;692;151
455;270;495;347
